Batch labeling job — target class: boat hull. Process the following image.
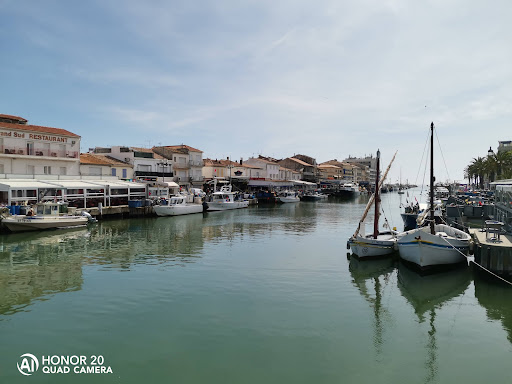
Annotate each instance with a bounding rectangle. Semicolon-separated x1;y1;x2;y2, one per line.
279;196;300;203
349;232;397;258
397;225;470;268
153;204;203;216
2;216;88;232
207;201;249;211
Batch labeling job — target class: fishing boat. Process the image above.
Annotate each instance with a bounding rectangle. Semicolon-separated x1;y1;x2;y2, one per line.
153;195;204;216
348;150;398;258
1;202;89;232
207;185;249;211
397;123;471;269
278;190;300;203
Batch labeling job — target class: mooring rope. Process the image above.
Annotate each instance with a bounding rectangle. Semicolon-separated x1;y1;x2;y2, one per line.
438;235;512;286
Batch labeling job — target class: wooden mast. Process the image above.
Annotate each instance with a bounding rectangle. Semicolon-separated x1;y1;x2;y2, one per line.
430;122;435;235
353;151;397;238
373;150;381;239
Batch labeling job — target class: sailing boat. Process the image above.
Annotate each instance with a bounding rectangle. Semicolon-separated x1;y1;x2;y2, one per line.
396;123;471;269
398;168;404;194
348;150;398;258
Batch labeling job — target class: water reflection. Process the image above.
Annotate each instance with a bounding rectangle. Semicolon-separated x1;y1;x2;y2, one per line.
0;228;89;316
349;256;396;358
397;263;471;383
474;278;512;343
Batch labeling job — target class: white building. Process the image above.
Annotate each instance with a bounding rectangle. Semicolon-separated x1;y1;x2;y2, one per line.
153;145;204;187
0;114;81;176
94;146;170;182
245;157;280;180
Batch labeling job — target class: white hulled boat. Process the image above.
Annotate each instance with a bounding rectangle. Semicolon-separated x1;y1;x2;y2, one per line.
207;185;249;211
153;195;204;216
278;190;300;203
2;202;89;232
349;150;398;258
397;122;471;269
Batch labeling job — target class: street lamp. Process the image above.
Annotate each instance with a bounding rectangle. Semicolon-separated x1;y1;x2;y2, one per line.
488;147;494;157
158;160;169;182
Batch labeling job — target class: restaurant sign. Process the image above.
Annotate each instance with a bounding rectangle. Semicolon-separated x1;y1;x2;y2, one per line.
0;130;69;143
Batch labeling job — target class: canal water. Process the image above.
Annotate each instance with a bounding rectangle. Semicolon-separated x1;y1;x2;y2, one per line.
0;190;511;383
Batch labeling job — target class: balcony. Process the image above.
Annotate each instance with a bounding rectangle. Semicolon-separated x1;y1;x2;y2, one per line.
0;146;78;158
188;160;203;167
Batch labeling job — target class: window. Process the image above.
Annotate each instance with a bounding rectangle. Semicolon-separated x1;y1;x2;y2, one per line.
44;166;52;175
27;142;34;156
122;169;127;178
112;168;117;176
60;167;67;175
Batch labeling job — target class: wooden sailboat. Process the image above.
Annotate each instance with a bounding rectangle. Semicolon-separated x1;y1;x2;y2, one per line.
348;150;398;258
397;123;471;269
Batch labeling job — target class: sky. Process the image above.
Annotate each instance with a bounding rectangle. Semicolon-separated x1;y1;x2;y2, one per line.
1;0;511;183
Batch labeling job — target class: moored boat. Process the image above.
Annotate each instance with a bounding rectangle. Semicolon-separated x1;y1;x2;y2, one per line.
153;195;204;216
1;202;89;232
396;123;471;270
207;185;249;211
278;190;300;203
348;150;398;258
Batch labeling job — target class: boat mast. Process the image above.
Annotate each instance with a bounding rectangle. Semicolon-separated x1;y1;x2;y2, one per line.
352;151;397;238
430;122;435;235
373;150;381;239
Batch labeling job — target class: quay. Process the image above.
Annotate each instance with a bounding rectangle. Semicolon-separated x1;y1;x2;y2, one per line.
470;227;512;281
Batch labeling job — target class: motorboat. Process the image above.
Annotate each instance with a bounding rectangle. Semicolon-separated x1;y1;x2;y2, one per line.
153;195;204;216
349;150;398;258
300;191;328;201
1;202;89;232
278;190;300;203
206;185;249;211
396;123;471;270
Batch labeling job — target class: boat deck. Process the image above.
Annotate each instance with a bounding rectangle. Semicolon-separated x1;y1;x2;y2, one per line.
470;228;512;280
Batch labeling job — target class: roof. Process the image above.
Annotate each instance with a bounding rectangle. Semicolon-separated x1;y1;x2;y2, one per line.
80;153;132;167
318;164;341;169
247;157;279;165
0;179;146;190
288;157;312;167
0;118;80;138
0;114;28;123
162;144;203;153
130;147;165;159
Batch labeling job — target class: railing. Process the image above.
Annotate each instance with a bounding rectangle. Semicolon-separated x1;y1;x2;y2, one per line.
188;160;203;167
0;147;78;158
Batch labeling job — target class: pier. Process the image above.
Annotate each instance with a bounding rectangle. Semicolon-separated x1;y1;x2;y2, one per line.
470;227;512;281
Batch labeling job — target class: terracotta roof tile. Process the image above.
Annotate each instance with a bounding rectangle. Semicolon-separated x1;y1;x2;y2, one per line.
80;153;114;166
163;144;203;153
0;120;80;138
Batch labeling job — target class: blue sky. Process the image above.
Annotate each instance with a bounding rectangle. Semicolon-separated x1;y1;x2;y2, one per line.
1;0;511;183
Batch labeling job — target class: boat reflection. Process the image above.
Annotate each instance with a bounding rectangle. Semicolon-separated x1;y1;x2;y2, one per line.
0;228;89;316
349;256;396;358
398;262;471;383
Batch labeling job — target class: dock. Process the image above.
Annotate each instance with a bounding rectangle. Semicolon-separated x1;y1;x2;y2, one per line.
470;227;512;281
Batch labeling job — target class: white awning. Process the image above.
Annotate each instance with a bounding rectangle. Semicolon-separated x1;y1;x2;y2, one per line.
161;181;179;188
292;180;317;186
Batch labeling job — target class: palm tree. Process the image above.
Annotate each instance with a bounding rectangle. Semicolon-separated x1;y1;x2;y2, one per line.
469;157;486;189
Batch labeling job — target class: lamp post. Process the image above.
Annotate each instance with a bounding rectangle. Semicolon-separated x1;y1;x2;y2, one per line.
158;160;169;183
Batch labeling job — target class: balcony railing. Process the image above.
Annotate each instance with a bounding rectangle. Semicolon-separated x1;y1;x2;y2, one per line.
0;146;78;158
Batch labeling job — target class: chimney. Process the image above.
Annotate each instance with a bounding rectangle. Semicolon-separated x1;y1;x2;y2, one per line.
240;158;243;165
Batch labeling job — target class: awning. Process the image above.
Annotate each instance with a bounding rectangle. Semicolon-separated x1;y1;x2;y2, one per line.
161;181;179;188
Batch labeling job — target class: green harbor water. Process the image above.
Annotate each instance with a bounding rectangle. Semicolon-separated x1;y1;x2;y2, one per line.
1;191;511;383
